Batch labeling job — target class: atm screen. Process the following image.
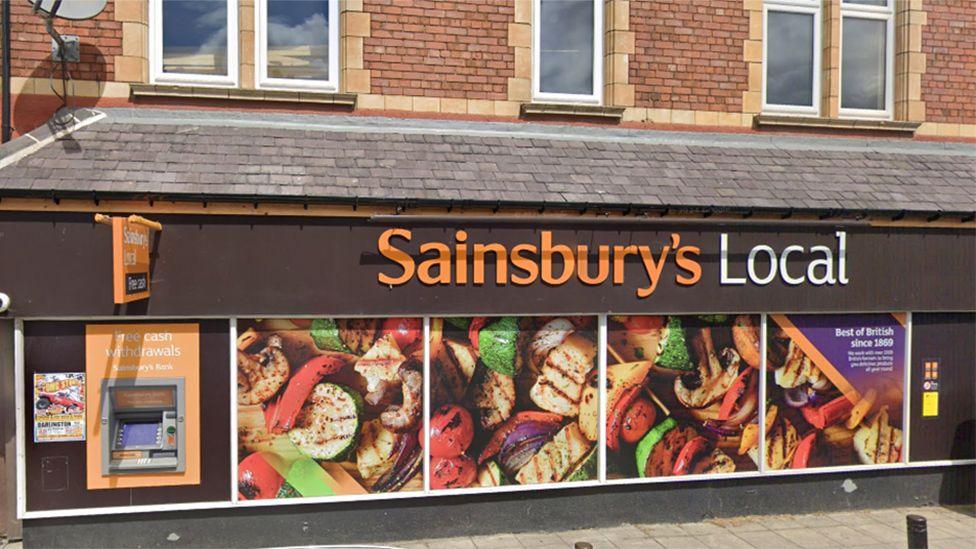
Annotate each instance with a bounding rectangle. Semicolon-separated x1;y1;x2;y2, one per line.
119;422;160;448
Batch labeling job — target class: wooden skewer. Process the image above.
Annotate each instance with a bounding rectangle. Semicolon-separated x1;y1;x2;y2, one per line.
606;343;625;365
646;387;671;417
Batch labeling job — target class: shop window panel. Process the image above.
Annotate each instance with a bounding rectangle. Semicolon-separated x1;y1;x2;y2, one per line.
23;320;231;512
235;317;424;500
764;314;906;470
908;312;975;463
428;316;598;490
605;315;760;480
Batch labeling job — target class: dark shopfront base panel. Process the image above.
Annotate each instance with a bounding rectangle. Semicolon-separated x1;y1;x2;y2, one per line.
24;466;975;548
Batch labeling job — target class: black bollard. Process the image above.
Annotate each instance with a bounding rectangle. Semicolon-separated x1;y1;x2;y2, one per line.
906;514;928;549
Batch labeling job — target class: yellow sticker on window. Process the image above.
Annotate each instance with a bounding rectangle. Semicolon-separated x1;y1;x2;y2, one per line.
922;391;939;417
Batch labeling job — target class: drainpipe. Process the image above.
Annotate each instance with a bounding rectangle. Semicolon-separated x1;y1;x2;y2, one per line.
1;0;11;143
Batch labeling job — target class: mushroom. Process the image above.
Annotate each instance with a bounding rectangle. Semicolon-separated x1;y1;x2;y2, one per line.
673;328;740;409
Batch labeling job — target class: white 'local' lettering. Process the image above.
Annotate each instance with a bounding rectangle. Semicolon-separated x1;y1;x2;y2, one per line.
720;231;849;287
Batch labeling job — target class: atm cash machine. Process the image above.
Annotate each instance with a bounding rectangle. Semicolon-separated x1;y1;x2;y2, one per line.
100;378;185;475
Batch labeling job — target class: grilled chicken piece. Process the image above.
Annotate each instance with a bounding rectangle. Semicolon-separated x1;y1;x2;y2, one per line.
237;334;290;405
853;405;903;464
529;334;597;416
355;334;407;393
471;367;516;431
774;341;829;389
432;339;478;407
515;423;592;485
356;419;398;480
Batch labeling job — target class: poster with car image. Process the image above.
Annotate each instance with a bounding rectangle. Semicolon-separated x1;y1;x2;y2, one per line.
605;315;760;479
33;372;86;443
236;318;424;499
428;316;598;490
763;314;906;470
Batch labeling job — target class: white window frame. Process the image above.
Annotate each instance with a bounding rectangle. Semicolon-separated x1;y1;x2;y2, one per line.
762;0;822;117
532;0;603;105
149;0;239;87
255;0;340;92
838;0;894;120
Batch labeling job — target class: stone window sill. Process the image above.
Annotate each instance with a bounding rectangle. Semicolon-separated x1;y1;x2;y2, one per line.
520;102;625;120
130;84;357;107
754;114;920;135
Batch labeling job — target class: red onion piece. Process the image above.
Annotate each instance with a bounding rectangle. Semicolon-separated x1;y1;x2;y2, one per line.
784;387;809;408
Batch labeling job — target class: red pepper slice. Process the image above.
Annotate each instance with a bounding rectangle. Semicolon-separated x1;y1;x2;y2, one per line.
468;317;489;351
607;385;643;453
476;411;563;464
381;317;422;353
267;354;347;434
672;436;709;476
263;397;279;430
238;453;284;500
622;316;665;333
717;369;751;421
791;432;817;469
801;395;854;430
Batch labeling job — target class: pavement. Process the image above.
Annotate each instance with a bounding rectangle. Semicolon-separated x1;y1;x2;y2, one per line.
390;505;976;549
2;505;973;548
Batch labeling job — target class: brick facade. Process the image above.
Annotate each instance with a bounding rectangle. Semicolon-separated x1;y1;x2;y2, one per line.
1;1;973;139
922;0;976;124
8;0;121;82
363;0;514;100
630;0;748;111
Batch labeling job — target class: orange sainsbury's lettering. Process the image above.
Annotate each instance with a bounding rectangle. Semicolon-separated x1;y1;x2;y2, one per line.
377;228;415;286
676;246;702;285
375;228;711;297
510;243;539;285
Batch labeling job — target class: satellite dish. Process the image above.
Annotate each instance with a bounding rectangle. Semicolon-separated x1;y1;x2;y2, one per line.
28;0;107;21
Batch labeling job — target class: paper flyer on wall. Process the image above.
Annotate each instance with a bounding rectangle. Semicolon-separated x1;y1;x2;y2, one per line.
33;372;86;443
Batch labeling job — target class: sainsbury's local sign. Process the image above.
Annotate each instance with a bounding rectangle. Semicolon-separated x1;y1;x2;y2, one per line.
377;228;849;298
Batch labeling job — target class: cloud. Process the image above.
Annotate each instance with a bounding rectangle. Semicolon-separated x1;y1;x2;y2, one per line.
267;13;329;48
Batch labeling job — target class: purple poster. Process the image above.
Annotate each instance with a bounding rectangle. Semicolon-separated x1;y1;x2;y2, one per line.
764;314;906;470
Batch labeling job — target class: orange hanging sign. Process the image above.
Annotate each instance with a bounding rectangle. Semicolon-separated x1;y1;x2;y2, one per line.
95;214;161;303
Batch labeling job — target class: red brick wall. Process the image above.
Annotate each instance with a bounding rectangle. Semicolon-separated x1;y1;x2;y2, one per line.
8;1;120;82
363;0;514;99
922;0;976;124
630;0;748;111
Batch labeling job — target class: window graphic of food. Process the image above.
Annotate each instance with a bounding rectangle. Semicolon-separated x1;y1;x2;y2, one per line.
606;315;760;479
428;316;598;489
237;318;424;499
760;315;904;469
